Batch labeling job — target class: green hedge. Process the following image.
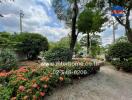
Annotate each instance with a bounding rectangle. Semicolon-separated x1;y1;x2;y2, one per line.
111;58;132;72
15;33;49;60
44;47;72;62
107;42;132;72
120;58;132;72
108;42;132;60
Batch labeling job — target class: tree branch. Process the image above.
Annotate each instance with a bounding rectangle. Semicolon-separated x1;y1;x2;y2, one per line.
125;8;131;28
115;17;125;27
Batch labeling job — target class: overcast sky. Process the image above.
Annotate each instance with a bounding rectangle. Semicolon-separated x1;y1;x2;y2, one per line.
0;0;126;46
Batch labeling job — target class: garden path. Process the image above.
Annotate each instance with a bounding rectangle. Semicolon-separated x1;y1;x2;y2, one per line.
45;65;132;100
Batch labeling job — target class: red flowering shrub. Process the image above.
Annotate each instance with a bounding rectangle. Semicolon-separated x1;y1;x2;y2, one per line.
0;61;101;99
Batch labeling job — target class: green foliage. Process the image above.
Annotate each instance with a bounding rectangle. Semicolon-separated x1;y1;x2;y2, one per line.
49;42;57;49
0;32;15;48
0;32;49;60
0;87;13;100
0;61;101;99
107;41;132;72
49;36;81;53
74;42;81;54
90;46;101;58
77;9;93;33
0;49;17;70
120;58;132;72
77;4;106;55
44;47;72;62
107;0;132;43
15;33;49;60
111;58;132;72
80;34;101;57
115;36;128;43
57;36;70;48
111;60;121;70
108;42;132;60
80;34;101;46
57;36;81;53
77;5;107;34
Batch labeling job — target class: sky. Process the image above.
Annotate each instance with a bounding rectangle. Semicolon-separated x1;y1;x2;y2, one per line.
0;0;126;46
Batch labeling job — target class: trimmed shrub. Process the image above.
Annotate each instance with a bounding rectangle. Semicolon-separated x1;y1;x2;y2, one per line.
16;33;49;60
0;49;17;71
108;42;132;60
111;60;121;70
107;42;132;72
44;47;72;62
121;58;132;72
111;58;132;72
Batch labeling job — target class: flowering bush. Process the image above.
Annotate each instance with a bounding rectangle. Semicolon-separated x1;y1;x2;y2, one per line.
0;61;101;99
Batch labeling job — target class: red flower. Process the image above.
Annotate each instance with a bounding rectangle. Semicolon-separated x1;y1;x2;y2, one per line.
40;76;49;82
43;84;48;89
17;77;28;81
32;83;38;88
37;86;40;90
0;72;7;77
16;67;29;73
19;66;26;69
18;85;25;92
40;92;45;97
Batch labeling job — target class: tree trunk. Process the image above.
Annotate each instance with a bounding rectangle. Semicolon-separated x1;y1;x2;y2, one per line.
87;32;90;55
125;28;132;43
125;7;132;43
70;0;78;53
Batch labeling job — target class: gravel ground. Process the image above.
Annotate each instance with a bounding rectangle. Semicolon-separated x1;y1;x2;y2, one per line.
45;65;132;100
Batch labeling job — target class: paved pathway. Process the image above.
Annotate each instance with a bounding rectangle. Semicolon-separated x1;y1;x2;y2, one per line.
45;65;132;100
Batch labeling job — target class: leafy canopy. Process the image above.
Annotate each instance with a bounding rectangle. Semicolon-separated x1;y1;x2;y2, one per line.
77;3;107;34
15;33;49;60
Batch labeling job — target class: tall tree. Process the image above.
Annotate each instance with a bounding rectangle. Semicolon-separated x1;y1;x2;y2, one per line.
52;0;107;53
70;0;79;52
52;0;79;53
77;3;107;54
80;34;101;47
100;0;132;43
109;0;132;42
80;34;101;57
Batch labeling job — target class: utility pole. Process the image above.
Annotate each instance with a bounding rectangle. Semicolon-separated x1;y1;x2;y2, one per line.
112;21;116;43
20;10;24;33
109;18;118;43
